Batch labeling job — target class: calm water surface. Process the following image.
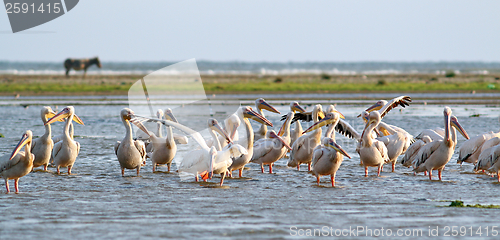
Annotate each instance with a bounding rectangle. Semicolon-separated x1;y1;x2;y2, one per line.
1;99;500;239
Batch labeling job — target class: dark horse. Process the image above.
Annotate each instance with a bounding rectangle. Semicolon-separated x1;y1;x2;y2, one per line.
64;57;102;77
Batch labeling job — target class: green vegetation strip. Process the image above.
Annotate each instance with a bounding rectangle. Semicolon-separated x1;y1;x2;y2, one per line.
1;81;499;94
449;200;500;209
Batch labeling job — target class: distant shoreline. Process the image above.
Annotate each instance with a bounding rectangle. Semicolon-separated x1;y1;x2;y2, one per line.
1;73;499;96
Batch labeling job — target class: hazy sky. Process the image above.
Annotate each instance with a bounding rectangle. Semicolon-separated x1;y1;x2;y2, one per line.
1;0;499;62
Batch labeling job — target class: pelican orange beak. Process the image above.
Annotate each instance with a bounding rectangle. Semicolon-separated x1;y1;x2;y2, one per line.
244;107;273;127
46;109;65;122
450;116;470;140
326;139;351;159
291;103;306;113
270;131;291;150
10;132;30;160
211;120;233;144
259;100;280;114
129;115;151;137
46;108;84;125
378;126;391;136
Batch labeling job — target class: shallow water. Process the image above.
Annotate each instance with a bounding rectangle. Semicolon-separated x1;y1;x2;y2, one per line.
1;99;500;239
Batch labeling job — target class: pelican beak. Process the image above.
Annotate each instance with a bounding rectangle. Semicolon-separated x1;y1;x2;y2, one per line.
378;126;390;136
270;131;291;150
10;133;30;160
292;104;306;113
331;109;345;119
212;122;233;144
303;115;333;134
244;107;273;127
72;114;85;125
326;140;351;159
451;116;470;140
164;111;178;123
46;108;70;125
318;111;326;120
365;102;384;113
130;115;151;137
259;100;280;114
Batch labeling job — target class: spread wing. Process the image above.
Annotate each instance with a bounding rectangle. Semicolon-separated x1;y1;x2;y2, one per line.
284;112;323;123
335;119;361;140
379;96;411;118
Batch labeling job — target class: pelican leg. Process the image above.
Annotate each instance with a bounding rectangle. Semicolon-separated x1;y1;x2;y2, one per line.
497;172;500;182
269;164;273;174
308;163;311;172
428;170;432;180
167;163;171;172
438;169;442;181
297;165;300;171
220;173;225;186
365;167;368;177
44;164;47;171
316;176;320;185
5;179;9;193
14;179;19;193
195;175;199;182
261;165;264;173
239;169;242;178
377;165;382;177
121;168;125;177
331;174;336;187
136;167;140;176
391;162;395;172
68;166;72;175
57;166;60;175
424;171;427;176
153;163;156;173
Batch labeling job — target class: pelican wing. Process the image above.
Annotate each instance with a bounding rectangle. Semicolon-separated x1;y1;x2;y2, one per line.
458;134;491;163
413;140;440;168
134;140;146;159
401;140;425;167
288;112;323;123
373;140;389;162
379;96;411;118
487;146;500;172
114;141;121;156
173;133;189;144
251;139;276;162
416;129;443;141
335;119;361;140
311;146;325;167
52;141;62;159
76;141;80;155
178;149;207;172
0;153;22;174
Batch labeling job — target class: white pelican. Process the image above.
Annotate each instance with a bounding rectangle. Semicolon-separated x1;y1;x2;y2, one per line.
113;108;150;176
403;116;469;168
458;117;500;165
253;98;280;142
312;137;351;187
359;111;389;177
1;131;34;193
227;106;273;178
46;106;85;175
251;130;292;173
289;105;345;171
413;107;455;180
31;106;57;171
147;108;179;172
288;102;306;146
474;137;500;173
358;96;412;118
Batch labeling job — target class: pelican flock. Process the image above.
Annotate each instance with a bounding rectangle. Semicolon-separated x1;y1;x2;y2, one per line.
6;94;500;193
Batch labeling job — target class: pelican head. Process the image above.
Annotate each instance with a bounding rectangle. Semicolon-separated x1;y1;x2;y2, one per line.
163;108;178;123
41;106;58;120
242;106;273;126
120;108;151;137
302;110;345;134
225;114;241;140
324;137;351;159
290;102;306;113
156;109;164;119
10;130;33;160
208;118;233;144
46;106;84;126
450;116;470;139
313;104;326;120
255;98;280;114
269;130;292;150
357;100;387;117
